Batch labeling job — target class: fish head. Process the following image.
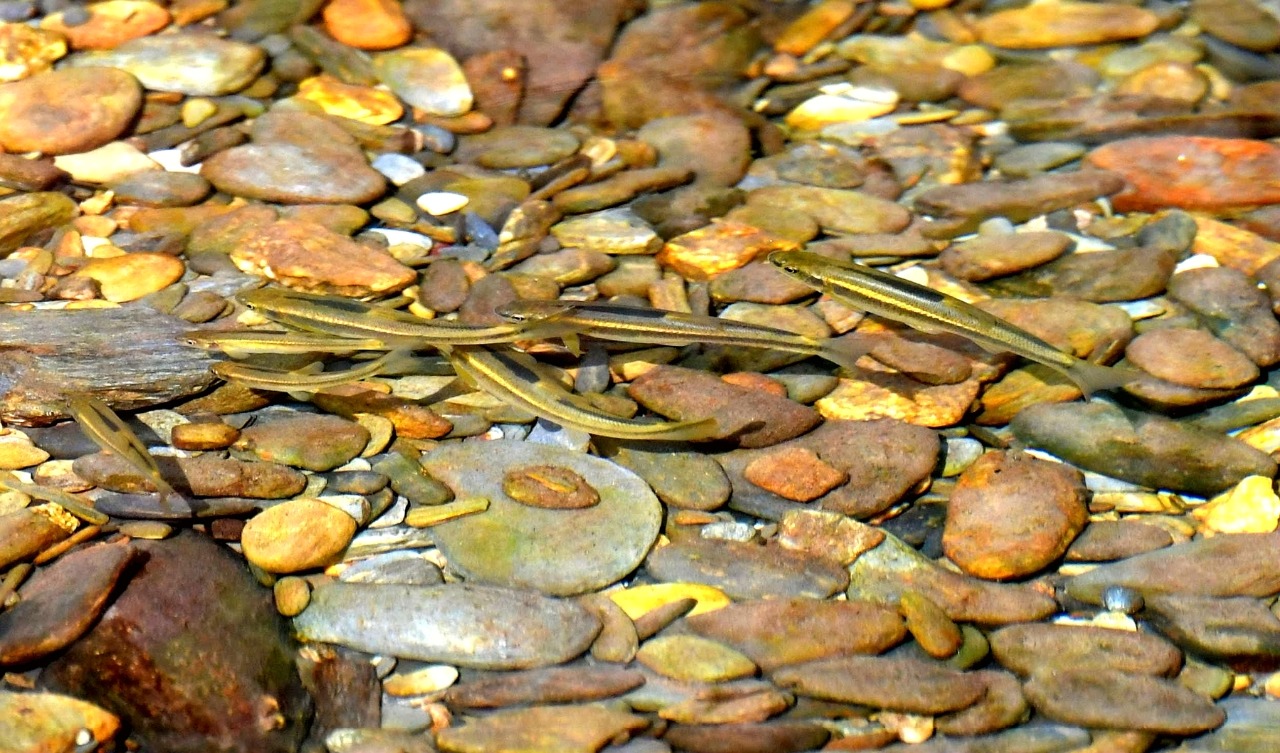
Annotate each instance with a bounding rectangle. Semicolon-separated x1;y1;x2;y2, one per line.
494;299;575;324
767;250;823;286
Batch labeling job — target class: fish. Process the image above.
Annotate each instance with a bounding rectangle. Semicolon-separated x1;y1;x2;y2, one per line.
768;250;1141;395
0;473;110;525
183;330;397;359
237;289;558;346
495;299;872;371
211;349;423;397
64;394;180;503
445;345;726;441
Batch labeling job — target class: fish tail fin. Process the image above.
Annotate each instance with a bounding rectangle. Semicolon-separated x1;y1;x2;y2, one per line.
1062;361;1143;396
820;333;873;372
378;348;427;375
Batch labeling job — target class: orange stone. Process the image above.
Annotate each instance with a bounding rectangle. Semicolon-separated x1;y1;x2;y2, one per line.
1085;136;1280;213
322;0;413;51
720;372;788;397
656;220;798;282
41;0;171;51
975;2;1158;49
773;0;856;57
295;74;404;125
744;446;849;502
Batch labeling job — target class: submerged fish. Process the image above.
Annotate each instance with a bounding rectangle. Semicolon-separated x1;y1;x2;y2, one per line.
768;250;1140;395
495;299;871;371
446;345;726;441
183;330;397;359
211;349;421;396
64;394;180;503
237;289;556;346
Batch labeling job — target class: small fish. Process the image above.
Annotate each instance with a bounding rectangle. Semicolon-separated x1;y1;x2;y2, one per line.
211;349;422;396
237;289;557;346
183;330;397;359
768;250;1141;395
64;394;180;503
0;473;109;525
495;299;871;371
446;345;725;441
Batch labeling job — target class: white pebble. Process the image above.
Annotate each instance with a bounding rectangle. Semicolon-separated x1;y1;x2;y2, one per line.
416;191;469;216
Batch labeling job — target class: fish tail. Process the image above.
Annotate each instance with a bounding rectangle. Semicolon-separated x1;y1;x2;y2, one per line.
820;333;874;372
1061;361;1143;396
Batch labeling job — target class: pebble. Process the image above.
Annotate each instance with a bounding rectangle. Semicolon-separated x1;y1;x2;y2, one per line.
0;506;73;569
445;665;645;709
234;413;371;472
75;452;305;501
272;576;310;616
170;420;239;451
742;445;847;502
990;623;1183;678
636;634;758;682
0;432;47;468
1066;531;1280;604
718;418;939;518
70;251;185;302
1087;137;1280;212
436;704;647;753
745;184;911;235
1127;328;1259;390
240;498;358;573
374;47;473;117
0;23;66;83
1011;401;1277;495
940;231;1072;282
0;690;120;753
943;450;1087;580
628;364;820;449
1193;0;1280;52
1185;696;1280;752
596;438;731;511
0;540;137;666
457;124;581;169
644;538;849;600
663;720;829;753
41;533;310;752
913;171;1125;237
52;140;160;184
1192;474;1280;535
69;33;265;96
775;509;885;565
1168;266;1280;367
976;2;1158;49
638;112;753;186
774;655;986;714
421;439;662;596
41;0;170;50
900;590;963;659
0;66;140;155
293;582;601;669
1023;668;1224;735
935;669;1028;737
322;0;412;50
1145;594;1280;664
686;597;905;671
338;549;442;585
230;219;415;296
201;111;388;205
296;75;404;126
1065;519;1173;561
110;170;212;207
609;582;731;620
552;207;661;255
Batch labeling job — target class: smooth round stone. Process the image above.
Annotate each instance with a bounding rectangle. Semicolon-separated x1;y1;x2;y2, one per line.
746;184;911;235
975;2;1158;49
202;142;387;205
993;142;1086;178
241;498;358;574
110;171;211;207
1116;61;1209;104
273;576;311;617
235;413;371;472
1126;328;1259;390
338;550;443;586
0;432;47;468
294;582;601;669
1086;137;1280;212
456;125;580;169
934;669;1028;736
295;75;404;125
1193;0;1280;52
1024;668;1224;735
1168;266;1280;368
1065;520;1173;562
371;152;426;186
638;112;752;187
421;439;662;596
436;705;646;753
53;140;159;184
170;421;239;451
0;66;140;155
1190;697;1280;753
0;690;120;753
231;219;415;296
374;47;472;117
71;252;185;302
40;0;170;50
773;655;986;714
68;34;265;95
990;623;1183;678
322;0;412;50
445;665;645;709
636;634;757;682
940;231;1072;282
645;538;849;600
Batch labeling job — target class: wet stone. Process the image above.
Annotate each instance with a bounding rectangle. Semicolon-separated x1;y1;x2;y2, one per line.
900;589;963;659
988;246;1175;303
976;2;1158;49
0;66;141;155
456;125;581;169
293;582;601;669
422;439;662;596
943;450;1087;580
847;532;1058;625
241;498;358;574
595;438;731;512
940;231;1072;282
655;220;795;282
0;507;72;569
0;690;120;753
202;111;388;205
110;170;212;207
69;33;265;95
644;538;848;600
374;46;472;117
990;623;1183;678
0;23;66;83
875;725;1089;753
773;655;985;714
75;452;306;500
913;171;1125;237
686;597;905;671
1066;531;1280;604
1011;401;1277;495
1185;696;1280;752
1087;137;1280;213
1024;668;1224;735
1145;594;1280;665
436;704;647;753
935;669;1028;737
339;549;443;586
234;413;371;472
1193;0;1280;52
662;720;829;753
170;421;239;451
40;532;310;753
322;0;412;50
0;540;137;667
775;509;885;565
628;365;820;449
959;61;1099;111
71;251;186;303
1127;328;1258;390
232;219;416;296
636;634;757;683
511;247;616;286
502;464;600;509
1168;266;1280;367
717;419;939;519
445;666;645;709
993;142;1087;178
743;445;847;502
41;0;169;50
1065;519;1173;562
638;112;753;187
708;261;816;305
745;184;911;235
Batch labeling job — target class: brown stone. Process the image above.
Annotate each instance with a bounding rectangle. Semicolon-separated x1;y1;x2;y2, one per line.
645;538;848;600
935;669;1028;736
0;67;141;155
444;666;645;709
230;220;415;297
743;446;847;502
975;2;1159;49
656;220;797;282
940;231;1072;282
1065;519;1174;562
322;0;413;50
991;623;1183;678
1024;668;1224;735
502;464;600;509
773;655;986;714
1126;328;1259;390
41;0;170;50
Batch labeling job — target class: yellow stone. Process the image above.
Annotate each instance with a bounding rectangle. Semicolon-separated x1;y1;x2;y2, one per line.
608;582;731;619
181;97;217;127
71;251;185;302
1191;215;1280;274
295;75;404;126
383;664;459;697
404;497;489;527
0;690;120;751
656;220;798;281
0;433;49;469
273;576;311;616
241;498;358;573
636;634;757;683
1192;475;1280;535
785;89;898;131
0;22;66;82
817;372;982;428
52;141;160;184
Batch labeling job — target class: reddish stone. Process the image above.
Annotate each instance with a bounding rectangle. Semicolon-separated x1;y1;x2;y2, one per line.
1086;137;1280;212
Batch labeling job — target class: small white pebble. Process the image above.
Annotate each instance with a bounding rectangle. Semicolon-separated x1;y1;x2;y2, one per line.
371;153;426;186
367;228;433;248
147;148;202;173
1174;253;1220;273
416;191;469;216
